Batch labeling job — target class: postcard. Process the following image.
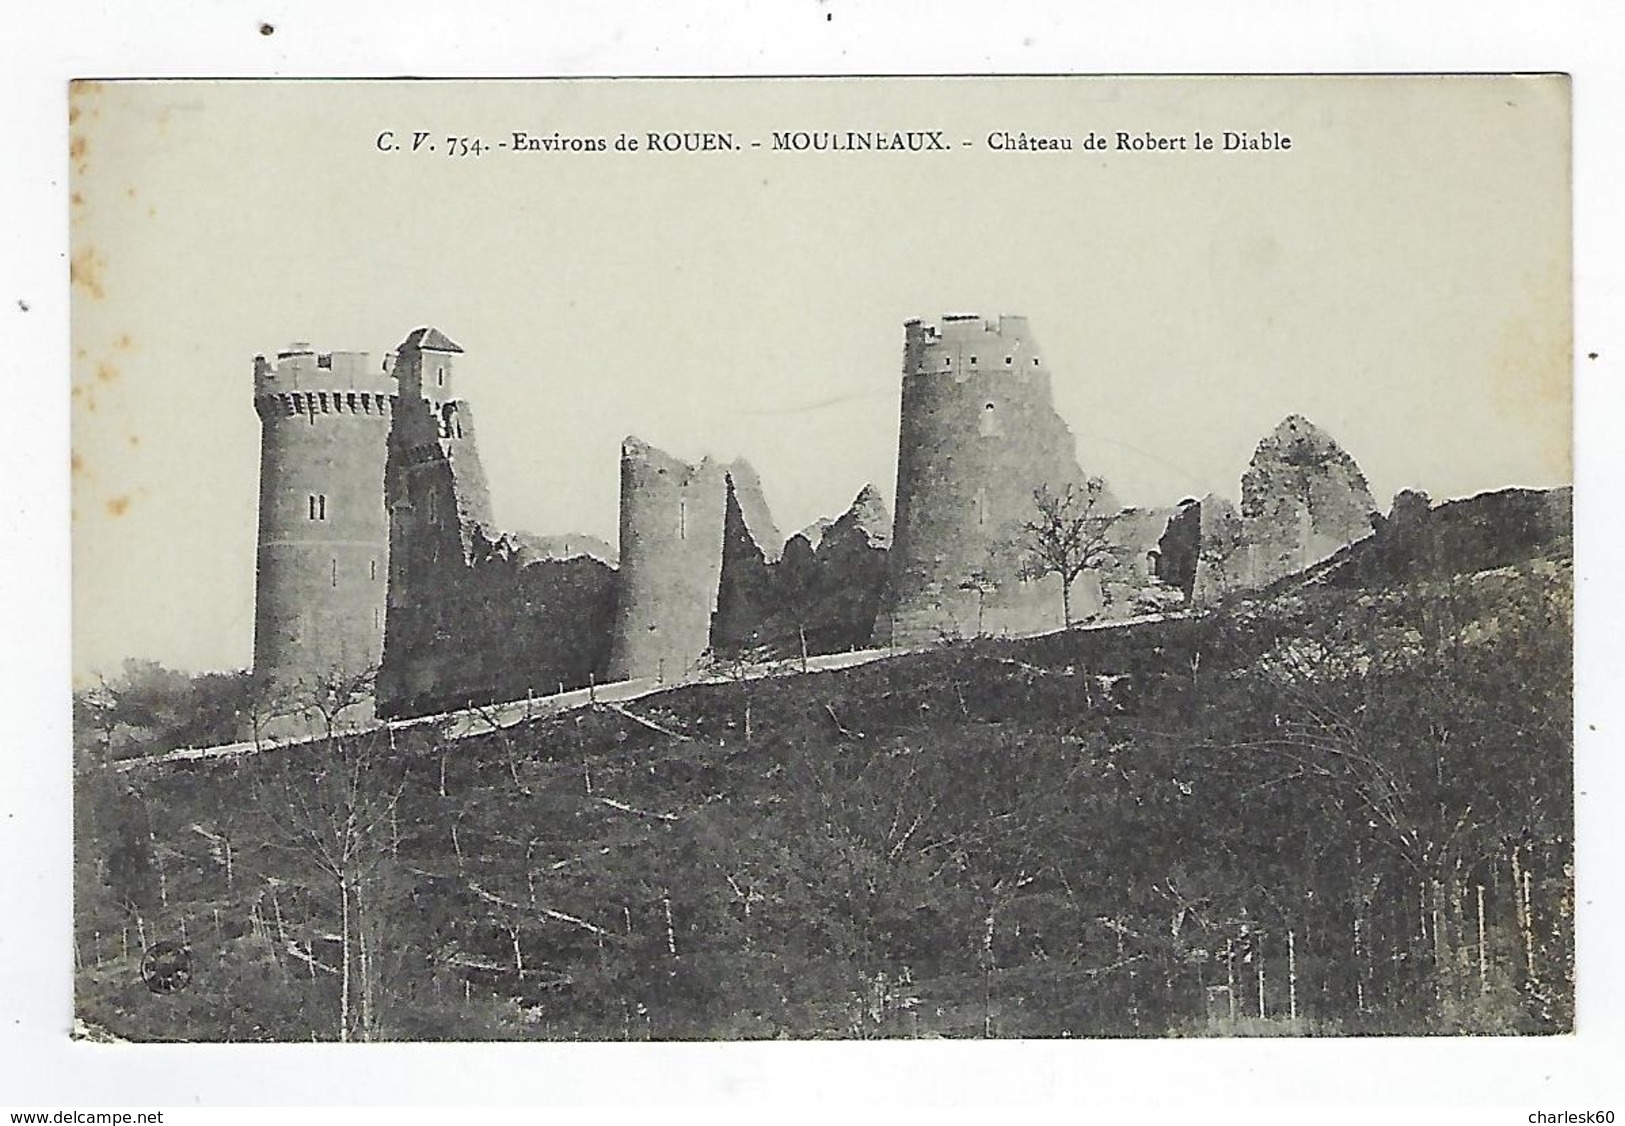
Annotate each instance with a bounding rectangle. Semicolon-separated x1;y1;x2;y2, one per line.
68;75;1571;1044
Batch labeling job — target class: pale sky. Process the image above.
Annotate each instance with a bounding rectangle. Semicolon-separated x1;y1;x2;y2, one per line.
69;76;1571;678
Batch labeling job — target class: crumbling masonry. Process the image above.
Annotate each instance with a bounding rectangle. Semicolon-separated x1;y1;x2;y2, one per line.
250;317;1381;717
605;440;777;682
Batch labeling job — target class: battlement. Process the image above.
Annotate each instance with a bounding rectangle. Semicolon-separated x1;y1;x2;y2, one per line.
254;344;396;400
903;314;1043;377
255;388;396;421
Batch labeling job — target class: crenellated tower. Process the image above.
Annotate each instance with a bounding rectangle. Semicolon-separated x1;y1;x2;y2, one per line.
251;344;395;690
876;314;1111;644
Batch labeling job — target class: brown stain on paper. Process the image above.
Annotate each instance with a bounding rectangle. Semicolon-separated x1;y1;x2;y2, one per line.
67;87;105;526
69;80;103;108
71;247;106;300
1488;258;1571;480
68;82;100;177
106;495;131;518
69;132;91;181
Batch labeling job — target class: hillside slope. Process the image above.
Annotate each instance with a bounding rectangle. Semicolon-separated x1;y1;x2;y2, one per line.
74;491;1573;1041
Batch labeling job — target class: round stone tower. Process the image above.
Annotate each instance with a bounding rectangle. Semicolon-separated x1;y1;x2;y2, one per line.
876;314;1107;645
606;437;731;683
252;343;396;689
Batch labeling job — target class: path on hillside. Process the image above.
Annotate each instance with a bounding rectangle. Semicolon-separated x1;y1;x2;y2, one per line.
110;611;1184;773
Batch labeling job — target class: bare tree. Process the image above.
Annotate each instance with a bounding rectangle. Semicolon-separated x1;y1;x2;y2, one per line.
1021;478;1118;627
250;725;409;1041
236;672;285;752
293;665;379;742
958;568;995;636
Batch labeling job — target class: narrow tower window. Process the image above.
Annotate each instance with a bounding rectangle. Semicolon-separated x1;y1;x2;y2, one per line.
678;498;687;540
331;558;338;587
308;494;327;521
436;366;445;387
370;559;378;581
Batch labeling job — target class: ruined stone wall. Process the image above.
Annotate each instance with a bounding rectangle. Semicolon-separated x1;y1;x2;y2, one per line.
1155;499;1203;600
1338;485;1573;587
714;483;892;657
253;320;1392;726
876;315;1108;644
508;533;617;567
376;329;613;717
1100;506;1187;618
1238;415;1377;586
710;476;779;653
794;484;892;650
724;459;782;566
1191;494;1244;604
377;329;484;709
379;521;616;717
611;434;893;676
1190;416;1378;603
252;346;394;692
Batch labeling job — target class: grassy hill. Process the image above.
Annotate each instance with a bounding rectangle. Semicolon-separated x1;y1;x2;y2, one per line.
73;491;1573;1041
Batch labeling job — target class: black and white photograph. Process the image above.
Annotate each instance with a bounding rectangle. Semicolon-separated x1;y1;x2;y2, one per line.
63;75;1576;1048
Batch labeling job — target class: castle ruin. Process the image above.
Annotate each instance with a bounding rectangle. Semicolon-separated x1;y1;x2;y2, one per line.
249;315;1380;719
606;440;782;682
604;436;893;681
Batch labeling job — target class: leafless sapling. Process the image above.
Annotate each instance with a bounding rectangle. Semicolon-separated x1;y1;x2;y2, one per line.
1021;478;1118;628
